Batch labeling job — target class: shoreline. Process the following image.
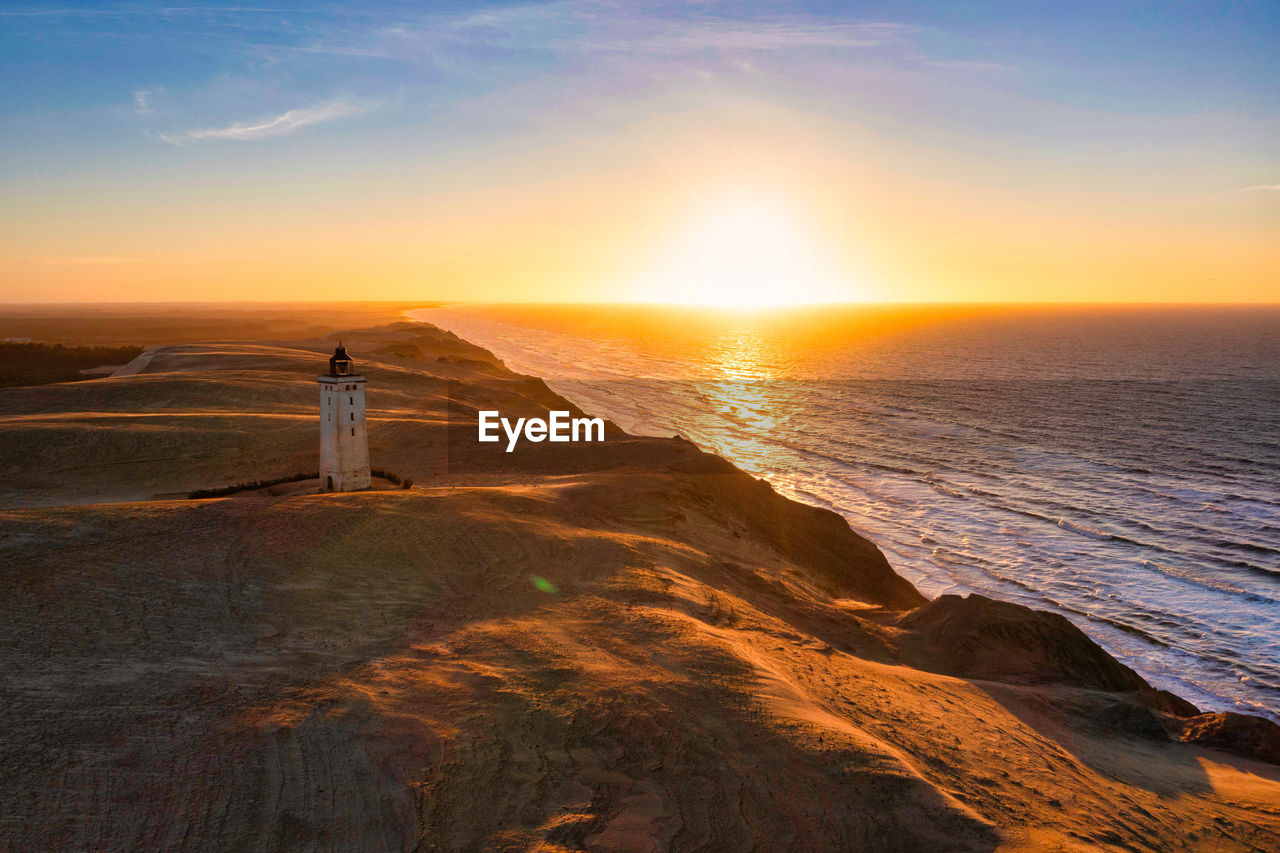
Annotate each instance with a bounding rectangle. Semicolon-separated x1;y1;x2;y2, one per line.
405;305;1278;724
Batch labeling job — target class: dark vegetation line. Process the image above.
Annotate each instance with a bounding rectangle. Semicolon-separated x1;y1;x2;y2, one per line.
189;469;412;499
371;468;414;489
189;473;318;499
0;342;144;388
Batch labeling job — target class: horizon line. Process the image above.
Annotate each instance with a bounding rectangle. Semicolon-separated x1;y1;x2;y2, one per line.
3;299;1280;309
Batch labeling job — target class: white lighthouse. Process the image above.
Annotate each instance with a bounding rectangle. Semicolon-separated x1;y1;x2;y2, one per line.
318;344;371;491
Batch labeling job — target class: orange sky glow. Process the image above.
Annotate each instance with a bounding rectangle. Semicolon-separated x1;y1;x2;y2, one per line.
2;6;1276;305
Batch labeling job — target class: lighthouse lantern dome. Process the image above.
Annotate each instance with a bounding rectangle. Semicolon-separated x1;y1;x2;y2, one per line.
329;345;353;376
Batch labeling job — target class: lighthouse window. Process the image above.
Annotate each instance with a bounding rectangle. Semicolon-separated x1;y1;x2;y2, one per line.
349;396;353;404
350;412;354;421
351;427;355;436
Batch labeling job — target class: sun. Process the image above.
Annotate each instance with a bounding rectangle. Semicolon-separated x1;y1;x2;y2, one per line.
630;193;853;309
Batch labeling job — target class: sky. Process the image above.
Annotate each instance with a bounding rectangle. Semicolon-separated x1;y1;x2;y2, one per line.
0;1;1277;304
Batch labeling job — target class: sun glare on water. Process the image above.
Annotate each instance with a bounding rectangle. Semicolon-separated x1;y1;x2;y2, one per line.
632;194;854;309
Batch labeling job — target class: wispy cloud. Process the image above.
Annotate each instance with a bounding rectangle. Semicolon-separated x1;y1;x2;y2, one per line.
640;22;910;54
363;8;911;59
132;87;162;115
926;59;1016;73
160;99;365;144
1;256;136;265
1239;183;1280;192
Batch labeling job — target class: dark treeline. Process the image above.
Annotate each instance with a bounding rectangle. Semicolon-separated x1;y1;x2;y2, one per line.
0;342;144;388
189;469;411;499
371;468;414;489
188;472;319;500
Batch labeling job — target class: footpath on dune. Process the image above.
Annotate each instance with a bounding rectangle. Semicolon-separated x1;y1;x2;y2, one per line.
1;320;1278;852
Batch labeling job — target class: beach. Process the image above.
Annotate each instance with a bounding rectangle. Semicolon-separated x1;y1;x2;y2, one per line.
1;314;1278;851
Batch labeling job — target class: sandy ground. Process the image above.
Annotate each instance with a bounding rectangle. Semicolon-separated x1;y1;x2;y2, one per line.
1;321;1277;852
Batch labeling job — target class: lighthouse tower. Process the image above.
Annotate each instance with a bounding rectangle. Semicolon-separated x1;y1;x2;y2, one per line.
318;344;370;492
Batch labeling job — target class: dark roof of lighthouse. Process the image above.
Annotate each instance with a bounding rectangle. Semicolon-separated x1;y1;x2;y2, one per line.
328;344;353;376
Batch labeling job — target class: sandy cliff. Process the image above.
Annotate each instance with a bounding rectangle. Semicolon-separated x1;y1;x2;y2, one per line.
1;321;1278;852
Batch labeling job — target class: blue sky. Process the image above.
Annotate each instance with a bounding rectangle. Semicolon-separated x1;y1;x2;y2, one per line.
1;1;1276;302
4;2;1275;152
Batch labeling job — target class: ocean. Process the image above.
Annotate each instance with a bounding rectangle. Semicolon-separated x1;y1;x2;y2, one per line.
410;304;1280;720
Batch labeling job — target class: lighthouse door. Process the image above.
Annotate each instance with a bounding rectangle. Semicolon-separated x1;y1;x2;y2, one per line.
327;475;333;490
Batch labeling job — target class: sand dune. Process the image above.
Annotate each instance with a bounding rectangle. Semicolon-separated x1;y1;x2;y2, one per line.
1;321;1278;851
